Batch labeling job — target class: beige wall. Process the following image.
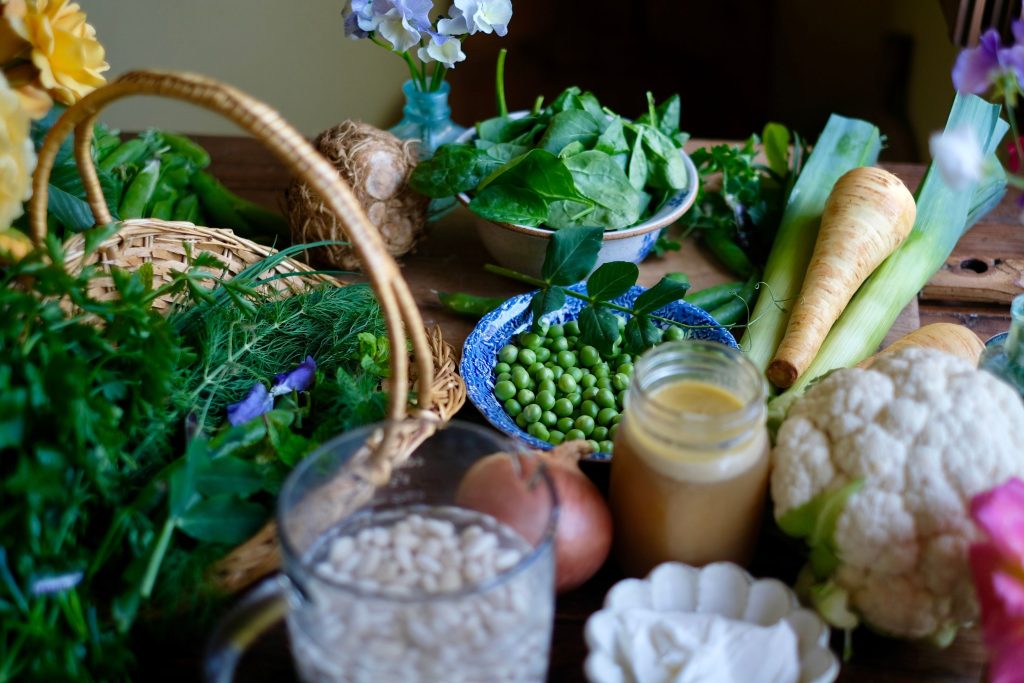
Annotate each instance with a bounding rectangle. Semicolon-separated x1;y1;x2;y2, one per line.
86;0;410;136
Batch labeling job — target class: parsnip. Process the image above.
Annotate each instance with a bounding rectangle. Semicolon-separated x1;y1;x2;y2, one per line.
767;167;916;388
856;323;985;369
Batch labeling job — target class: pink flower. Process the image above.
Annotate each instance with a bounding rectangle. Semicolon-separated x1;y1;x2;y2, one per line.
970;477;1024;683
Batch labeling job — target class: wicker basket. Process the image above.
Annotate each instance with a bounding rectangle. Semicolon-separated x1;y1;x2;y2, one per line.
28;69;466;592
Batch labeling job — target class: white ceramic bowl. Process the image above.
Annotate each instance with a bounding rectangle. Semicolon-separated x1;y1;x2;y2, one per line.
454;114;699;278
584;562;839;683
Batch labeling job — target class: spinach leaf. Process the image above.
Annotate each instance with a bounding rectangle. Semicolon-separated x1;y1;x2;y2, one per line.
586;261;638;300
558;141;586;158
560;151;642;228
469;185;549;226
549;86;582;113
539;110;601;155
638;124;689;190
477;115;541;143
484;141;532;162
479;148;590;204
541;225;603;285
578;91;606;121
596;117;629;155
409;144;501;198
628;128;648;192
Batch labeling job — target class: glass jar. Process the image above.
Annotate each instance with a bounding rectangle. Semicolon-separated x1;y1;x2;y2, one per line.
609;340;769;577
389;79;466;160
980;293;1024;397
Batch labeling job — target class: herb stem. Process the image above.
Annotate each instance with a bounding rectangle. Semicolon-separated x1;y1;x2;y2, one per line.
140;517;176;599
495;48;508;116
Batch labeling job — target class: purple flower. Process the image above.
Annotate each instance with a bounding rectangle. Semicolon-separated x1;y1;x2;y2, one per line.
371;0;432;52
342;0;375;38
271;356;317;396
227;383;274;426
952;26;1024;94
438;0;512;37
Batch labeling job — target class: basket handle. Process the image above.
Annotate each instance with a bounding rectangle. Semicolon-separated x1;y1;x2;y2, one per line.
28;69;435;445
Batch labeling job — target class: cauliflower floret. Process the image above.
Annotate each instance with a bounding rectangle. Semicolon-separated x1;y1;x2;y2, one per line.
772;347;1024;640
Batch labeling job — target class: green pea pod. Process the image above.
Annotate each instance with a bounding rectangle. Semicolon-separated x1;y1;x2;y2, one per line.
702;226;756;279
150;197;176;220
156;131;211;168
93;133;122;161
119;159;161;219
98;138;151;174
438;291;506;317
158;155;194;189
683;280;745;311
708;276;760;327
173;194;202;223
190;170;249;231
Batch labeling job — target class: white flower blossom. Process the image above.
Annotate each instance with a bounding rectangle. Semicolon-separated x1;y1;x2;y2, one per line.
376;8;424;52
929;126;983;190
438;0;512;37
417;34;467;69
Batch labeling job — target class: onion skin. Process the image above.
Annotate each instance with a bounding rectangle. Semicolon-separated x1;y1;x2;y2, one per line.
455;442;612;593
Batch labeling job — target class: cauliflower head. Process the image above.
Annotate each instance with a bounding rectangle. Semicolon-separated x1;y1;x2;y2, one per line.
771;347;1024;641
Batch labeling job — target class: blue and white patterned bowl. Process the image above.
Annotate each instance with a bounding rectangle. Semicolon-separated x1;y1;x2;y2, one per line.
454;113;699;279
461;283;738;461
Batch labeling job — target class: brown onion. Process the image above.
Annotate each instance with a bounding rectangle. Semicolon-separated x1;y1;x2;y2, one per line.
455;441;612;593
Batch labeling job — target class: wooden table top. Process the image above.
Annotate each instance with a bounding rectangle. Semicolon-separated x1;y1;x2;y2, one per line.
187;135;1022;683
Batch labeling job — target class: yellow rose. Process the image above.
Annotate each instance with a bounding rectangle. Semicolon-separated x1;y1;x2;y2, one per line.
6;0;108;105
0;69;36;229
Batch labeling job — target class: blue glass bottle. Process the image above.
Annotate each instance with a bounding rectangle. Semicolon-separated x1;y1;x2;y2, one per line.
980;293;1024;397
389;80;466;160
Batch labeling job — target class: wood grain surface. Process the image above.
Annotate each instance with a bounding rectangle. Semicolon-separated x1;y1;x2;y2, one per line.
176;135;1022;683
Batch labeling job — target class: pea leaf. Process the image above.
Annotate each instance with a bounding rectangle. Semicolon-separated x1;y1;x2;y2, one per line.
633;276;691;314
578;305;620;355
763;122;791;177
541;226;603;285
530;287;567;327
195;455;265;498
539;111;601;155
469;185;549;226
177;495;266;545
624;315;661;354
586;261;638;300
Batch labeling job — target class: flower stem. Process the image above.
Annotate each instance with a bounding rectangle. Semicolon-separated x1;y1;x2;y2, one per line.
1005;94;1024;178
429;65;447;92
495;48;508;116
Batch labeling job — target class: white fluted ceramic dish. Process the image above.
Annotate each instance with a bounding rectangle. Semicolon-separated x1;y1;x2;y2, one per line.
584;562;839;683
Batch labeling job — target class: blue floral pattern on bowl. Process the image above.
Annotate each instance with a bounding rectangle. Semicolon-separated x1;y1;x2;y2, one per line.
461;283;739;460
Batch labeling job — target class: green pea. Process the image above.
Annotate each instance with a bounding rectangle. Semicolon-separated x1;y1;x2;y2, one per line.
517;389;535;406
556;350;577;368
556;416;575;433
599;440;615;453
498;345;518;364
595;377;612;390
538;379;556;395
550;365;564;379
535;347;551;363
587;439;601;453
547;324;564;338
665;325;686;341
496;372;511;383
566;335;579;346
528;422;550;440
553;398;573;417
504;398;522;417
567;392;582;407
536;367;555;382
580;345;601;367
580;373;597;389
612;413;623;424
541;410;558;427
596;388;616;409
536;390;556;411
557;374;578;394
592;426;608;441
511;366;530;389
574;415;595;436
527;361;545;376
516;413;529;429
582;387;600;402
609;423;618;438
564;321;580;336
518;348;537;367
597;407;618;426
522;404;542;424
593;363;610;379
565;428;586;442
494;380;517;401
612;373;631;392
494;362;511;375
580;400;599;418
521;332;543;350
548;430;565;445
568;367;585;382
617;363;633;377
551;337;569;352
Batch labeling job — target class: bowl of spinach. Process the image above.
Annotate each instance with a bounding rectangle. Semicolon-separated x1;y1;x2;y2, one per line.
410;87;698;277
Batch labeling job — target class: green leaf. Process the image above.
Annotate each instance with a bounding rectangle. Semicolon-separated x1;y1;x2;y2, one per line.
595;117;628;155
47;183;101;233
82;222;120;255
777;479;864;578
477;115;539;143
624;315;661;354
530;287;567;327
195;455;265;498
549;86;582;112
177;495;266;545
578;306;620;355
586;261;638;300
558;140;586;158
469;185;549;226
408;144;501;198
627;129;648;192
655;94;682;138
633;276;691;314
763;122;790;177
578;91;605;120
639;125;689;190
479;149;589;204
541;226;603;285
558;151;643;229
539;110;602;155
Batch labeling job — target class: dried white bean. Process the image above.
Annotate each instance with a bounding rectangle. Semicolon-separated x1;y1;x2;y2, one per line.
494;549;522;571
416;553;443;574
464;532;498;558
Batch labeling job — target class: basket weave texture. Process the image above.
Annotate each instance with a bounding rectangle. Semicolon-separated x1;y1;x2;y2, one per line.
28;69;466;592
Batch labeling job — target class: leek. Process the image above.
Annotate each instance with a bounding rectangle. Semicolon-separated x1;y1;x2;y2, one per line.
741;115;882;370
771;93;1008;417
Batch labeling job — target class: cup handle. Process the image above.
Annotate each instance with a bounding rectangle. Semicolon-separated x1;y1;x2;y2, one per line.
204;573;290;683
